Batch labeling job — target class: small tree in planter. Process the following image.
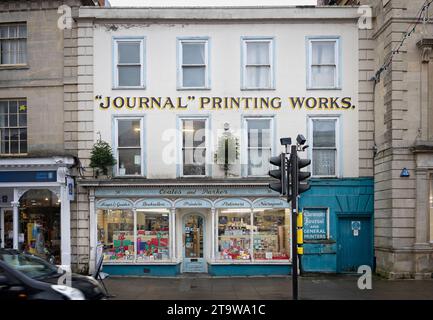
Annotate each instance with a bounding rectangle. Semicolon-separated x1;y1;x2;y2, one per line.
89;138;116;178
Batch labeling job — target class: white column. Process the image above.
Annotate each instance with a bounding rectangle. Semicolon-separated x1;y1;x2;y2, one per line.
170;207;176;260
60;184;71;269
133;209;137;262
89;192;96;274
12;188;19;250
211;208;216;260
0;208;4;249
250;208;254;262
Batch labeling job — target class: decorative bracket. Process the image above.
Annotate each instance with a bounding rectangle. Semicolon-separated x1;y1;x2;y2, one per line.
417;38;433;63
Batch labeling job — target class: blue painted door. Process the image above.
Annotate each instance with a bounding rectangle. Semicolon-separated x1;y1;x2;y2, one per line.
183;215;206;273
337;217;373;273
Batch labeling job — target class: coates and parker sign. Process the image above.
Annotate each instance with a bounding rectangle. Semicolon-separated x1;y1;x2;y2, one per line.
95;95;355;111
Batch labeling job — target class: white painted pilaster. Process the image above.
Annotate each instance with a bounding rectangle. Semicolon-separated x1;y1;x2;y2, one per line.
211;207;216;260
60;184;71;269
89;190;96;274
0;208;4;249
170;207;176;260
12;188;19;250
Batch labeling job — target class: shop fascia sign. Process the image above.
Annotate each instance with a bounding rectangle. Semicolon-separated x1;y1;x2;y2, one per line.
95;186;278;197
95;95;355;111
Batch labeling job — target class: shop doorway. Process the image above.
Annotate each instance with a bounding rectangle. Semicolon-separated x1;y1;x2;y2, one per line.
182;214;206;273
19;189;61;264
0;209;13;248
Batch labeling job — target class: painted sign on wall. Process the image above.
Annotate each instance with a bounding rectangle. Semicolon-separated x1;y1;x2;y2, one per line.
95;95;355;111
303;209;328;241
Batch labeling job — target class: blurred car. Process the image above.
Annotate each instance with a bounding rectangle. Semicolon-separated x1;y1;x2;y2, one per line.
0;249;106;300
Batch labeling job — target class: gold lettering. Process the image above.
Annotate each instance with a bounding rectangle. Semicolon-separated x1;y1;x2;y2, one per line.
139;97;150;109
126;97;136;109
270;97;281;109
177;97;188;109
113;97;124;109
151;97;161;109
163;97;175;109
200;97;211;109
289;97;305;109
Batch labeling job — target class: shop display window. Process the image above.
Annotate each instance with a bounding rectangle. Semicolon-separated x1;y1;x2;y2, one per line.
253;209;290;260
136;210;170;261
97;209;134;262
217;210;252;260
19;189;61;264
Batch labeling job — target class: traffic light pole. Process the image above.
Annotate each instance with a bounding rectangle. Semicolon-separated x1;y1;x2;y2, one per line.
290;144;298;300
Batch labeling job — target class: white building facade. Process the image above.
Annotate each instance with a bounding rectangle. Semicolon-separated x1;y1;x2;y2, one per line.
75;6;375;276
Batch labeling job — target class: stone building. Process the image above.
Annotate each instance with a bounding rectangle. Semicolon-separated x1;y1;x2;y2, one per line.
0;0;98;272
364;0;433;279
323;0;433;280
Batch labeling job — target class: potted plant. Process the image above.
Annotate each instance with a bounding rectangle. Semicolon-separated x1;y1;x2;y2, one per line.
89;138;116;178
214;124;239;176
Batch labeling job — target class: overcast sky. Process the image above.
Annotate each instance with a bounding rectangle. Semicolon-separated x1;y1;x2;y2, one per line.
107;0;317;7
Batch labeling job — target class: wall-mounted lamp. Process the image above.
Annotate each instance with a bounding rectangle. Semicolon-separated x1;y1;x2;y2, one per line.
400;168;410;177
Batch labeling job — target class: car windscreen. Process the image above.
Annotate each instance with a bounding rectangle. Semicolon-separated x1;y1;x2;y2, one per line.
0;252;59;279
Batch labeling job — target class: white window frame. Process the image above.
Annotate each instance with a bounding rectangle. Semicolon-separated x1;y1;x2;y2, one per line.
307;37;340;90
113;37;146;89
0;99;27;155
243;116;274;177
113;116;145;177
241;37;275;90
0;23;27;66
177;37;210;90
308;116;340;178
178;116;210;177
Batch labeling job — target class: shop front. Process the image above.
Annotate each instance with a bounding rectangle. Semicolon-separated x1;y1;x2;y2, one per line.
0;157;75;267
85;182;291;276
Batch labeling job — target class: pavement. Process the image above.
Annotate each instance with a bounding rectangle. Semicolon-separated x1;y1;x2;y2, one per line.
103;274;433;300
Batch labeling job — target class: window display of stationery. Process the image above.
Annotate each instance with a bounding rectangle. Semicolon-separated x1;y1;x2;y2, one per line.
218;211;252;260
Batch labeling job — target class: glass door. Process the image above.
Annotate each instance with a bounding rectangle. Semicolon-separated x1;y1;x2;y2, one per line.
183;214;206;273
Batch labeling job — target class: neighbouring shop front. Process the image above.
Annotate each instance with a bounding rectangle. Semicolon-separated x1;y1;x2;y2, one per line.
0;157;75;267
84;182;292;276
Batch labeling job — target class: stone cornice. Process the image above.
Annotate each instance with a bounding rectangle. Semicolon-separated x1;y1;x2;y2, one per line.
411;140;433;153
79;6;361;22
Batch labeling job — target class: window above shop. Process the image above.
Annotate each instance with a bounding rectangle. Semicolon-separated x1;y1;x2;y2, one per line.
309;116;340;177
241;37;275;90
177;37;210;90
0;99;27;155
307;37;340;90
114;116;145;177
113;37;145;89
0;23;27;66
180;117;209;177
243;117;273;177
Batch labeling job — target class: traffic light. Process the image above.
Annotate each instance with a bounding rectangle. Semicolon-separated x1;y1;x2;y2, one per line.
268;153;287;195
297;157;311;194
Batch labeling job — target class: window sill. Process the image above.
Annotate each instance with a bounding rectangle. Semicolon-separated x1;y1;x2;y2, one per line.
179;175;209;179
112;86;146;90
311;176;339;179
177;87;211;91
306;87;342;91
0;153;28;157
240;87;276;91
114;175;146;179
0;64;29;70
